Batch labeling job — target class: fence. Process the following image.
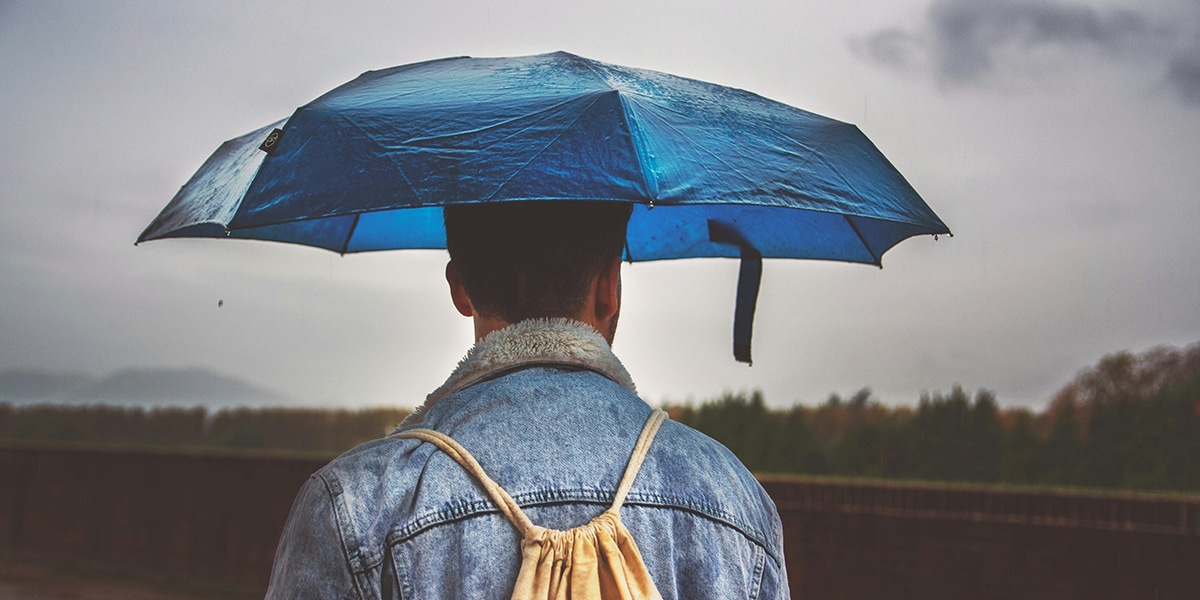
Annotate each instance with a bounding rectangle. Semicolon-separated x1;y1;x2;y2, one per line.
2;444;1198;598
0;443;323;594
759;476;1200;599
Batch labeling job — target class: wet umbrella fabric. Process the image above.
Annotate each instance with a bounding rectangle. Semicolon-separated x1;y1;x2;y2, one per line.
138;51;950;363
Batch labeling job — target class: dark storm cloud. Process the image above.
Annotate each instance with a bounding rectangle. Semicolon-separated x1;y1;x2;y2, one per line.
857;0;1200;106
929;0;1157;80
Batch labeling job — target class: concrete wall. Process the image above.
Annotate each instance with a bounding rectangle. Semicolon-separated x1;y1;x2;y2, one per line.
3;444;1199;598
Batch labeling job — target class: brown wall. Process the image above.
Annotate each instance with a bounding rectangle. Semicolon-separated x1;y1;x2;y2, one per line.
3;444;1199;598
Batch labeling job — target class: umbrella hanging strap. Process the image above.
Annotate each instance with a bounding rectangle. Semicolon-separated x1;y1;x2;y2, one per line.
708;221;762;365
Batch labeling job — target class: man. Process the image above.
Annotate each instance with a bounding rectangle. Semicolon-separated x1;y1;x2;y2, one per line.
265;201;789;599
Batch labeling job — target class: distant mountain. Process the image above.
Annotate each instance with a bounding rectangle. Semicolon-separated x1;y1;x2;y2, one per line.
0;370;95;401
1;367;289;407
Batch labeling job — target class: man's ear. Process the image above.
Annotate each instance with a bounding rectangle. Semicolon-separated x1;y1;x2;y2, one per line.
594;258;622;321
446;261;474;318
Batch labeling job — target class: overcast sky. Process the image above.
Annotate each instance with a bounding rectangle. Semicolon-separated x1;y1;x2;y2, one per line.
2;0;1197;410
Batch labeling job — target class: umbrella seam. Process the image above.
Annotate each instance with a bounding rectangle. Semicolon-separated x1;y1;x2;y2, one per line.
478;94;605;203
616;95;658;204
811;124;891;263
400;96;602;145
570;53;614;90
631;101;761;200
331;116;427;209
814;126;871;208
241;114;402;223
298;57;468;111
770;124;888;220
156;120;285;239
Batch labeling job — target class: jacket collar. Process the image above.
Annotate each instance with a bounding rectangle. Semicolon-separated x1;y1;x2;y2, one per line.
404;318;636;425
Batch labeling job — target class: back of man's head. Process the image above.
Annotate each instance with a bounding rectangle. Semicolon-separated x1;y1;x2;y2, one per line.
443;201;632;324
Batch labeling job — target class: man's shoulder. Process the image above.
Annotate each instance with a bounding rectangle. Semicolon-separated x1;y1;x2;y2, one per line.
309;367;782;556
637;419;783;553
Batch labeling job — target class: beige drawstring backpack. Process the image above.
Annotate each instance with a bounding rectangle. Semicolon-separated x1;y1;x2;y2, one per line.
394;409;668;600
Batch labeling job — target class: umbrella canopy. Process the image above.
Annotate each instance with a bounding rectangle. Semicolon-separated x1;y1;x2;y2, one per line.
138;51;950;362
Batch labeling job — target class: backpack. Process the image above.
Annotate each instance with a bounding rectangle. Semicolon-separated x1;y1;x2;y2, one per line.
393;409;667;600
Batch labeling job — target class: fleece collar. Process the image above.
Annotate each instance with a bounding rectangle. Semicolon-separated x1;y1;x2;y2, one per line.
404;318;636;425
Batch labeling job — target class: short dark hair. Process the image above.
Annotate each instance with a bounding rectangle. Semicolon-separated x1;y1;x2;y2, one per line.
444;201;632;323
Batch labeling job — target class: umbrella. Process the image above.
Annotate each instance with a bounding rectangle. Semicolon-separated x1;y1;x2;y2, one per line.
138;51;950;363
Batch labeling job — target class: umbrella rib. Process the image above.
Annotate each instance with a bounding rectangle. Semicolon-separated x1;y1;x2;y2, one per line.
842;214;880;266
339;213;361;255
479;95;604;202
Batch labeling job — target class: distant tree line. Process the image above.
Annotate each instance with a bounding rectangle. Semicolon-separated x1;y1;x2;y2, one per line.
2;343;1197;492
0;405;410;455
672;343;1200;492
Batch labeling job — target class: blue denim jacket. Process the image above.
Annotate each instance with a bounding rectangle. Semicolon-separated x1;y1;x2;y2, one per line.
266;320;789;599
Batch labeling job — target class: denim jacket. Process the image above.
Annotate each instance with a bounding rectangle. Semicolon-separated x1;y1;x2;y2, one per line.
266;319;789;599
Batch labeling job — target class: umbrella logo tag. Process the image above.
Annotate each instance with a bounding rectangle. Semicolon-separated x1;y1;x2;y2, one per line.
259;128;284;154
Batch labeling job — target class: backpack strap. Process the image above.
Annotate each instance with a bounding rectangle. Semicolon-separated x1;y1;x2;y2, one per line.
393;427;538;537
392;409;668;537
609;409;667;511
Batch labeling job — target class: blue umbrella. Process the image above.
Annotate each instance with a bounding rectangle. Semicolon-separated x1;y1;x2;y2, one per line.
138;51;950;363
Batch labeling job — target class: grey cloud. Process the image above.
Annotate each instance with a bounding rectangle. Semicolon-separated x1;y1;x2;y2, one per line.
930;0;1158;80
857;0;1200;106
1167;52;1200;103
859;27;925;70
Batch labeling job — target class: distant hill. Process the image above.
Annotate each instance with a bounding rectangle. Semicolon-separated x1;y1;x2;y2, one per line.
0;370;95;401
1;367;289;407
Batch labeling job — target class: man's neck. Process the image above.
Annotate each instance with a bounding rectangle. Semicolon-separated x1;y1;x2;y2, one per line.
473;311;616;346
472;314;511;343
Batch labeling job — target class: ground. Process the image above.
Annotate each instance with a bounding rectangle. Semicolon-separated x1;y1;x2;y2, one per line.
0;556;251;600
